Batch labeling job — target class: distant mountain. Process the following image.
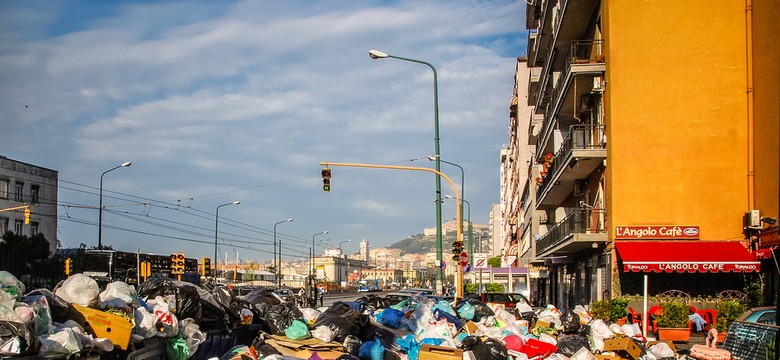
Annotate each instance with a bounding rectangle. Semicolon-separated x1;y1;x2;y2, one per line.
386;232;458;255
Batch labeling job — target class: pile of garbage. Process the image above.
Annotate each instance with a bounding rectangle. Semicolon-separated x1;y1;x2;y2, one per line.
0;271;733;360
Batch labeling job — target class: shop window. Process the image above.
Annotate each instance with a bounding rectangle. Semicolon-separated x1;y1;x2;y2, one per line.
0;179;8;199
14;182;24;202
14;220;23;235
30;185;39;204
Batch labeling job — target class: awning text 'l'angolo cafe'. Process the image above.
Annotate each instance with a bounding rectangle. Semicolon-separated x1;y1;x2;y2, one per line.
613;225;761;273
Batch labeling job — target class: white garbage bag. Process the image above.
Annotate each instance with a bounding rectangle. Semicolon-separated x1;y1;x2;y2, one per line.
55;274;100;307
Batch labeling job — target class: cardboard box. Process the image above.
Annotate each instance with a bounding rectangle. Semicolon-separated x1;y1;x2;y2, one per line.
460;321;479;335
595;354;625;360
266;334;346;359
418;344;464;360
603;338;641;360
69;304;133;350
535;319;552;329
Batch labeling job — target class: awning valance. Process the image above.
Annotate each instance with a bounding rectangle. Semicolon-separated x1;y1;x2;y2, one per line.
615;240;760;273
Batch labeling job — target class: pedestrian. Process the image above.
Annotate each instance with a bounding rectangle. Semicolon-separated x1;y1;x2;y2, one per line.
318;285;324;307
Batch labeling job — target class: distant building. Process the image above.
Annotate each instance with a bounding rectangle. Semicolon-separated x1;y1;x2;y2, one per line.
0;156;58;253
359;239;369;262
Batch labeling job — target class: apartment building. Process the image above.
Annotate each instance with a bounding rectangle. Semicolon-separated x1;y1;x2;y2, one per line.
0;156;59;253
502;0;779;309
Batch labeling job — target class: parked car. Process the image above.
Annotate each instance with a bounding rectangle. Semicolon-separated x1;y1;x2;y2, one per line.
736;306;777;325
473;292;536;323
274;288;294;301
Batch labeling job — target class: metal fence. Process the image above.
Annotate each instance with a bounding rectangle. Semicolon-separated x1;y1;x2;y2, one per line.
0;250;66;290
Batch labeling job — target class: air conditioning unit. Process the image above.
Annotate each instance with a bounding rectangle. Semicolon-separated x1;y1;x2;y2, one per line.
573;180;587;197
744;210;761;229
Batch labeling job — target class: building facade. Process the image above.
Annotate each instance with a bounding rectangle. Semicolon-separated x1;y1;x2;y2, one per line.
502;0;779;309
0;156;58;253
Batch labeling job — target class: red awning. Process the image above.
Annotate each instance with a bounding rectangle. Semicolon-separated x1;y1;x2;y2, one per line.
615;241;760;273
753;247;776;260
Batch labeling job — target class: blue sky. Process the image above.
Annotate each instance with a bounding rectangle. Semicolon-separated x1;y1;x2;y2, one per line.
0;1;527;264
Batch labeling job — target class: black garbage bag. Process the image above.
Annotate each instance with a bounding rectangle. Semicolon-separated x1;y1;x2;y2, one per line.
313;302;370;343
23;288;70;324
209;286;242;329
137;278;202;323
357;295;389;311
0;321;40;356
556;334;590;357
460;336;507;360
266;302;304;335
242;287;281;306
560;309;581;334
251;336;281;358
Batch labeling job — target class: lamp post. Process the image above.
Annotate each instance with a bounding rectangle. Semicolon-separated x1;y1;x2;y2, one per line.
310;231;328;303
337;239;353;287
274;218;293;288
98;161;132;249
369;49;443;294
434;157;472;264
214;201;240;278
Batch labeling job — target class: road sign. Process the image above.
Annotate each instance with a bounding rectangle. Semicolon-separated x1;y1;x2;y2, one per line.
441;261;447;270
459;252;468;267
474;252;489;269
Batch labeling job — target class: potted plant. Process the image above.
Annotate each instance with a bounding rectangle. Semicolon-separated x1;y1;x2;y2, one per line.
590;299;611;322
656;301;691;341
610;297;629;325
715;299;747;342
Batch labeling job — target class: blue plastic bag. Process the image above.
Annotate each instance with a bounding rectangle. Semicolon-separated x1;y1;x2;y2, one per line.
457;302;475;320
379;308;405;329
358;339;385;360
434;309;462;330
432;300;456;316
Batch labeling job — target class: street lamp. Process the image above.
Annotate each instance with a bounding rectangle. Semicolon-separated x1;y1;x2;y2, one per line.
215;201;240;278
369;49;443;294
274;218;293;288
310;230;328;303
98;161;132;249
336;239;352;290
433;157;473;263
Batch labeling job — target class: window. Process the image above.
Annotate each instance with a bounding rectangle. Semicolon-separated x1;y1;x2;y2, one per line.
14;220;23;235
30;222;39;236
0;217;7;234
30;185;40;204
14;182;24;202
0;179;8;199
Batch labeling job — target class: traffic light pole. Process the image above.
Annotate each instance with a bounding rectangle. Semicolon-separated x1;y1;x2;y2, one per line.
320;161;465;299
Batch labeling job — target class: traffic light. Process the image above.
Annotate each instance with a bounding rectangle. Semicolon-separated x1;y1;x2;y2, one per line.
171;252;185;275
451;241;463;261
202;257;211;276
64;258;72;276
24;208;30;224
141;261;151;278
321;168;331;192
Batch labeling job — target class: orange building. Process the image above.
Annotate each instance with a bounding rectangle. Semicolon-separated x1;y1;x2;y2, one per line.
502;0;779;308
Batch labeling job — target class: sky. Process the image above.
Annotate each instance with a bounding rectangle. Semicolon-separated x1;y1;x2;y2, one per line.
0;0;527;265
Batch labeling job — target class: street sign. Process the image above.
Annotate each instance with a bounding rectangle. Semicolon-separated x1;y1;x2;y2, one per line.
441;261;447;270
474;252;489;269
459;252;469;267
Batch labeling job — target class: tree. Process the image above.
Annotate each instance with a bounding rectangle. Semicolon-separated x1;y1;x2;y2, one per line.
487;256;502;268
0;231;50;259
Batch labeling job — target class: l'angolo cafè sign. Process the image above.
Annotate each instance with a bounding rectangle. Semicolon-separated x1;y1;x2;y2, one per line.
614;225;700;240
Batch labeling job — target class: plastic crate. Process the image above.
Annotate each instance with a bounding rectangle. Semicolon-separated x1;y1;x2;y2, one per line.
343;301;365;312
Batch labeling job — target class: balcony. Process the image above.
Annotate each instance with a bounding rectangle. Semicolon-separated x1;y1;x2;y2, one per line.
536;124;606;207
535;208;607;258
537;39;605;158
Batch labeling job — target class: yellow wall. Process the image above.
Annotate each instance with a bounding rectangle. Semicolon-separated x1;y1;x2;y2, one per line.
751;0;780;220
603;0;749;240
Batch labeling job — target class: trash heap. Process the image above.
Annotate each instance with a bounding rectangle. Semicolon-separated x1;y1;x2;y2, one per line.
0;271;734;360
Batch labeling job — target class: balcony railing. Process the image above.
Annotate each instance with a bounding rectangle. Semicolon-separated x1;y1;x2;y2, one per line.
537;124;605;197
536;208;606;256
